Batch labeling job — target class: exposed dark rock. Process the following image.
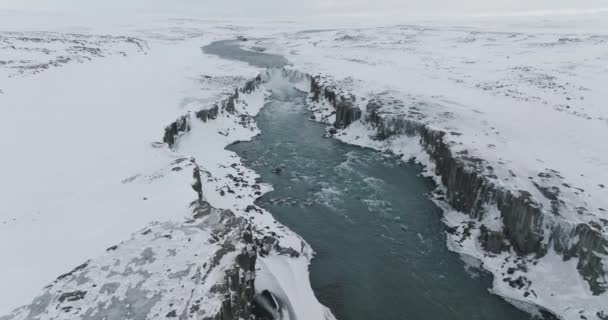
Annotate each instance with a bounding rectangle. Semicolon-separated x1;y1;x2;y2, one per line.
191;161;204;202
310;76;361;129
57;290;86;303
256;235;300;259
242;75;262;94
310;76;323;103
479;225;510;254
195;105;219;122
212;223;257;320
334;99;361;129
163;114;190;147
56;262;89;282
163;75;262;148
224;95;236;113
558;223;608;295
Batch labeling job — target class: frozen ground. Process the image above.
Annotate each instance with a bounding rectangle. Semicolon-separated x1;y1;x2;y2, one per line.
1;9;607;320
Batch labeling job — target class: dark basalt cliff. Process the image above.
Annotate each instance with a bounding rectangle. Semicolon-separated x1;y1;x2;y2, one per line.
162;75;262;148
309;75;608;296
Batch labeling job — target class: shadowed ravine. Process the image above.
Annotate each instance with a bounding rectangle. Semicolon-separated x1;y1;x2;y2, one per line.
227;84;537;320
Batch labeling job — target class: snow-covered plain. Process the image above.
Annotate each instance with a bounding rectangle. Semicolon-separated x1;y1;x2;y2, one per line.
1;9;607;320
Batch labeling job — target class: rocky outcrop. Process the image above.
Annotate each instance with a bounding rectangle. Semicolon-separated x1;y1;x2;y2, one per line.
162;75;262;148
310;76;361;129
557;223;608;295
479;225;511;254
195;104;219;122
309;75;608;296
2;195;262;320
192;161;204;202
242;75;262;95
334;100;361;129
210;209;258;320
163;114;190;147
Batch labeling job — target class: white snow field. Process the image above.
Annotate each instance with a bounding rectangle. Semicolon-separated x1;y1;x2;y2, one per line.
1;9;607;320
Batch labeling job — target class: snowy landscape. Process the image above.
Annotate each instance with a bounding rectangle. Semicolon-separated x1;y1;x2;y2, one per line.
1;6;607;320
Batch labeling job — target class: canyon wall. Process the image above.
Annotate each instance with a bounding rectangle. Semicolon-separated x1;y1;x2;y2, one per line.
309;75;608;296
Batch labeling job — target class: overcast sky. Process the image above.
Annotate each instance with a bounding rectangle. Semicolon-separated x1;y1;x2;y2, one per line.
1;0;607;17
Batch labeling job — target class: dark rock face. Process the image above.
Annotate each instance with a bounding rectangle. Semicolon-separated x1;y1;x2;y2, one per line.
224;95;237;114
310;76;608;295
163;75;262;148
334;100;361;129
310;76;361;129
195;105;219;122
213;220;258;320
310;76;323;103
163;114;190;147
57;291;87;303
242;75;262;95
479;225;510;254
256;235;300;259
192;162;204;202
558;223;608;295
